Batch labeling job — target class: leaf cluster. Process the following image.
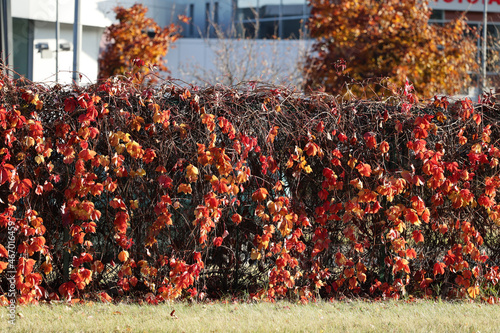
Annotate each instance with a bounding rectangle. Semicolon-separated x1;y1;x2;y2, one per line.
0;71;499;305
304;0;478;98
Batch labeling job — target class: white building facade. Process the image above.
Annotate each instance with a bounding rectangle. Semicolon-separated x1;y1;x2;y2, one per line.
4;0;500;88
10;0;111;84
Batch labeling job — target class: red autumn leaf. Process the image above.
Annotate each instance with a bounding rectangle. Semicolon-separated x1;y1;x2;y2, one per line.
18;257;36;275
266;126;279;143
158;174;173;189
99;292;113;303
316;121;325;133
110;197;127;210
412;230;424;243
0;261;8;273
433;262;446;276
304;142;319;156
59;281;76;298
478;194;495;208
0;163;14;185
64;97;77;113
411;196;426;215
114;211;129;234
78;149;97;161
35;184;43;195
231;213;242;225
251;188;268;202
213;237;223;247
201;113;216;132
318;189;328;201
0;244;7;258
406;248;417;259
363;132;377;149
335;252;347;266
421;208;430;223
322;167;335;179
355;163;372;177
142;148;157;163
12;178;32;198
395;258;410;273
404;209;420;225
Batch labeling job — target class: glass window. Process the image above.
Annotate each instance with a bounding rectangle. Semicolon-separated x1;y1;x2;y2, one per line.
282;18;303;39
236;0;309;39
430;9;444;21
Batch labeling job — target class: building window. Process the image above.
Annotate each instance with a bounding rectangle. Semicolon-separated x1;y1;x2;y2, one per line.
429;9;444;21
205;2;210;36
214;2;219;25
189;4;194;37
236;0;309;39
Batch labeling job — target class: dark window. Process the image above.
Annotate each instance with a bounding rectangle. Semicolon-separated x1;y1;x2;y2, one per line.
189;4;194;36
205;2;210;36
430;10;444;21
214;2;219;25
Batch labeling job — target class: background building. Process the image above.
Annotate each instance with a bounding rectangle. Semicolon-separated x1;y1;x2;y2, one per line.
8;0;111;84
1;0;500;90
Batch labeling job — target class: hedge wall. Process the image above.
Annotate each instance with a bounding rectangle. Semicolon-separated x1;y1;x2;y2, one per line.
0;73;499;304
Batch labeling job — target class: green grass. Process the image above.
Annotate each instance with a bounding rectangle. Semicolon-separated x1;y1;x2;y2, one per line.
1;300;499;332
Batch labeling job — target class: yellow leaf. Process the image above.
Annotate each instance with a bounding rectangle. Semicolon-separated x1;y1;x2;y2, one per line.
467;285;480;299
35;155;44;165
250;248;261;260
186;164;199;182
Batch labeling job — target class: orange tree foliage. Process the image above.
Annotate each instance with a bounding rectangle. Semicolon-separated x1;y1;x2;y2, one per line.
0;71;500;305
304;0;478;98
98;4;179;83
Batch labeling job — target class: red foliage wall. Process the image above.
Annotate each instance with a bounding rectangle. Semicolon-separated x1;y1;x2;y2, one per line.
0;75;499;304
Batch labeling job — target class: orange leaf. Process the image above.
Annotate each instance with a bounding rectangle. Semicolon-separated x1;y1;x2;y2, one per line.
0;244;7;258
379;141;390;154
404;209;420;225
251;188;268;202
99;292;113;303
0;261;7;273
78;149;97;161
213;237;223;247
186;164;199;183
58;281;76;299
355;163;372;177
266;126;279;143
467;285;480;299
0;163;14;185
231;213;242;225
412;230;424;243
114;211;129;234
304;142;319;157
433;262;446;276
118;250;129;262
177;183;192;194
335;252;347;266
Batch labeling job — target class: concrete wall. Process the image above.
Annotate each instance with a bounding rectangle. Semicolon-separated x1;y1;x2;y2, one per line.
165;37;312;87
11;0;111;27
31;21;103;84
10;0;110;84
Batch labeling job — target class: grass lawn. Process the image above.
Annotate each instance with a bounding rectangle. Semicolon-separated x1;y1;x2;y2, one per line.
1;299;499;332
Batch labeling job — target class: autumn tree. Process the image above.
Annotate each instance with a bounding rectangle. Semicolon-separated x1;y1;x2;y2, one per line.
303;0;478;98
98;4;179;83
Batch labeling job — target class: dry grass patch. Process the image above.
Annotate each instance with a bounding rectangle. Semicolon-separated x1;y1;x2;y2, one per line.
1;300;499;332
